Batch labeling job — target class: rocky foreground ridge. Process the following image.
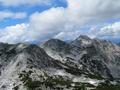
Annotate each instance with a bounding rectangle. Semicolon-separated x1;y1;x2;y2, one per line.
0;35;120;90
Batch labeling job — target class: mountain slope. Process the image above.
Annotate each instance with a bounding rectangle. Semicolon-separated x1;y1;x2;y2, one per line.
42;36;120;79
0;43;60;90
0;43;105;90
1;35;120;90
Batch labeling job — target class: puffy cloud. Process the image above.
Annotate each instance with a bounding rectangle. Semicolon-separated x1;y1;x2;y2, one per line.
0;23;29;43
0;0;51;6
28;7;67;41
1;0;120;43
0;11;27;21
89;22;120;39
28;0;120;41
54;30;83;40
67;0;120;20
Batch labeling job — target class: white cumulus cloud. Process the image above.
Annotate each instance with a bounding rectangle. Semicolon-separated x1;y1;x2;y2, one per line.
28;0;120;41
0;0;120;43
0;11;27;21
89;22;120;39
0;23;29;43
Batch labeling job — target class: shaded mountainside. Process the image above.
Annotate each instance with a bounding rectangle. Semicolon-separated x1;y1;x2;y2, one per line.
0;43;107;90
42;35;120;79
1;35;120;90
0;43;60;90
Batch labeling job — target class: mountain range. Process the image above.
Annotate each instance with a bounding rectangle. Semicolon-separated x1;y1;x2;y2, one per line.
0;35;120;90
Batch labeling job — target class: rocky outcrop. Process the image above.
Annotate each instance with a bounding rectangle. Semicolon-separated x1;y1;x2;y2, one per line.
1;35;120;90
42;35;120;79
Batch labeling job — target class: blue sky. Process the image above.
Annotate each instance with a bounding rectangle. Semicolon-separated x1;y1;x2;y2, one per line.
0;0;67;28
0;0;120;43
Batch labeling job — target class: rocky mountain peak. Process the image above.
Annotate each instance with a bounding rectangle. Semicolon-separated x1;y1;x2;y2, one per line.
0;43;62;90
76;35;91;41
42;39;67;48
1;36;120;90
42;35;120;79
71;35;92;48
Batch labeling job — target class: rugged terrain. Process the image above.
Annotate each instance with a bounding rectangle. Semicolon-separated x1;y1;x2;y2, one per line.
0;35;120;90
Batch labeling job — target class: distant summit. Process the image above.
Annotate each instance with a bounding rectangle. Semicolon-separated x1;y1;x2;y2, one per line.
76;35;91;41
71;35;92;48
43;35;120;79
